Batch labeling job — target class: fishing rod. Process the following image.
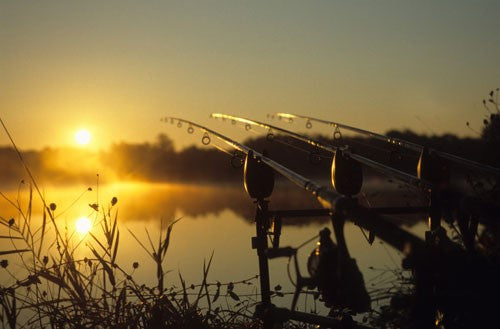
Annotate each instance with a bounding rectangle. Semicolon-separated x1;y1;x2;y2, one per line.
162;117;338;207
275;113;500;177
268;113;500;233
167;116;499;234
163;117;431;329
163;117;499;329
211;113;427;189
163;116;426;250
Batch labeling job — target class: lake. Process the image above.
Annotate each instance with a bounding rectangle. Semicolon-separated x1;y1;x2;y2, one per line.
0;180;428;318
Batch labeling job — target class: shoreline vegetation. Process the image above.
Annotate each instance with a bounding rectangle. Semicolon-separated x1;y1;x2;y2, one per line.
0;129;492;188
1;99;499;328
0;173;414;329
0;123;304;328
0;185;274;328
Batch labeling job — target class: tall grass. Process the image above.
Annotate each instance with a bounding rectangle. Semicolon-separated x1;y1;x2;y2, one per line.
0;119;313;328
0;182;276;328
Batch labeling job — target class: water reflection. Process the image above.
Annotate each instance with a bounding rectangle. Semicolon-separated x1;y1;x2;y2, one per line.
0;180;427;227
0;181;420;317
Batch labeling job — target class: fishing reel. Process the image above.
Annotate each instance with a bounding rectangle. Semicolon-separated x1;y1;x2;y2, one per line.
265;233;320;311
306;228;371;313
268;227;370;314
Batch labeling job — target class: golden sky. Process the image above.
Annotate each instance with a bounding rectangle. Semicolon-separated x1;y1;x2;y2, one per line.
1;1;499;150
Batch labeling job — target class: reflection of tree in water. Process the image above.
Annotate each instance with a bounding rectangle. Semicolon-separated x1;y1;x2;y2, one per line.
0;180;427;227
117;183;323;224
118;181;428;227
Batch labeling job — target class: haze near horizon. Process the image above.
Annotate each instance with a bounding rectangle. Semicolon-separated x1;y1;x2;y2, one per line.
1;1;499;150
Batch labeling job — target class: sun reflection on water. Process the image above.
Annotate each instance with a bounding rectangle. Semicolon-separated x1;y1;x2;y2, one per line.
75;216;92;235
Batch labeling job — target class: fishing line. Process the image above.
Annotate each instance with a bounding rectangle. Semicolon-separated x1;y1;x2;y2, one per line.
265;133;332;163
171;119;242;167
276;112;500;177
164;117;333;197
344;137;396;156
272;137;331;162
295;234;320;250
213;114;331;163
210;143;233;156
212;113;425;188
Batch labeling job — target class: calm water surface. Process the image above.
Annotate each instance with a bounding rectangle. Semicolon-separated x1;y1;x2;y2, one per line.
0;181;427;313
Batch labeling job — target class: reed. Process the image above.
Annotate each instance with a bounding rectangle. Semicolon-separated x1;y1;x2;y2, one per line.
0;120;294;329
0;154;306;329
0;181;291;328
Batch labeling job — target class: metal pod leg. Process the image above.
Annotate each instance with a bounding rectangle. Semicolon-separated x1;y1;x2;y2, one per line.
251;199;273;328
428;188;442;232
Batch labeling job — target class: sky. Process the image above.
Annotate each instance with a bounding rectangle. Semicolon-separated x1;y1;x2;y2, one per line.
1;0;499;150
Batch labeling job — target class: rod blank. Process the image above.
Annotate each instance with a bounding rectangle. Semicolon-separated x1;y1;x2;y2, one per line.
211;113;426;188
275;113;500;177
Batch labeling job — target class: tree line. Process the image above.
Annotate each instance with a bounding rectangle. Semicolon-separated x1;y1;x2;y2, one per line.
0;130;495;188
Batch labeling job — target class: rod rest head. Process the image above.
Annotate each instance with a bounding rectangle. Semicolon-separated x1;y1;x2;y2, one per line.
244;150;275;199
331;149;363;197
417;147;450;187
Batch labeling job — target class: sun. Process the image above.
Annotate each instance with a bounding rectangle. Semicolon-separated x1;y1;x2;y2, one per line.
74;129;91;145
75;216;92;234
